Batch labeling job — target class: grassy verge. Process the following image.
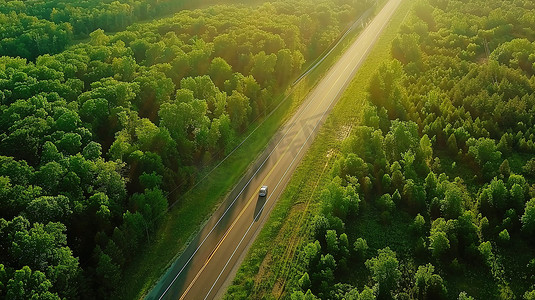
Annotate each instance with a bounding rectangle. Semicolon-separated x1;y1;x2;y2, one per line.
224;0;414;298
118;5;379;300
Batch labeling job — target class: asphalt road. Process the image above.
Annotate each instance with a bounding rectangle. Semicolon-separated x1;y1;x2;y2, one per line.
146;0;402;299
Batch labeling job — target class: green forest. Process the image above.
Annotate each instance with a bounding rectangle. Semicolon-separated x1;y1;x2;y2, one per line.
282;0;535;299
0;0;370;298
0;0;270;60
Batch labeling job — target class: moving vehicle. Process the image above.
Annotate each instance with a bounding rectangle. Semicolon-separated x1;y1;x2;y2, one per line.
259;186;268;197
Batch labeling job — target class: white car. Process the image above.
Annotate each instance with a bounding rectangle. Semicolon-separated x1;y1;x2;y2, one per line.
259;186;268;197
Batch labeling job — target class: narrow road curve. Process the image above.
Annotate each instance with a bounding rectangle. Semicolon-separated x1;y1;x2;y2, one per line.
146;0;402;298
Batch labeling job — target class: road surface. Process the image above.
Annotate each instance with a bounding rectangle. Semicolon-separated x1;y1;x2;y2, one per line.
146;0;402;298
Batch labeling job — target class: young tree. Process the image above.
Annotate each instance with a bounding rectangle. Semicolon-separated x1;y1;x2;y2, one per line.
414;263;447;299
420;134;433;164
82;141;102;160
458;291;475;300
365;247;401;297
447;134;458;156
354;238;368;261
342;154;368;180
325;230;339;255
478;241;493;267
131;188;167;227
226;91;251;130
429;218;450;259
522;158;535;177
403;179;426;214
429;227;450;260
412;214;426;236
95;252;121;298
521;198;535;234
5;266;60;300
368;60;407;120
378;193;395;213
209;57;233;89
498;229;510;244
298;272;311;291
489;178;508;214
441;184;464;219
23;195;72;224
467;138;502;179
499;159;511;178
249;51;277;86
358;286;377;300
